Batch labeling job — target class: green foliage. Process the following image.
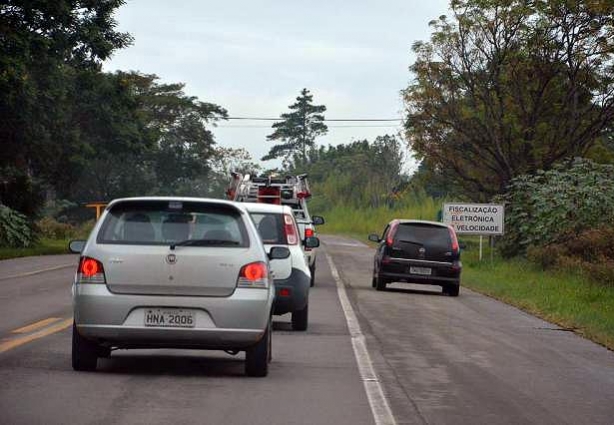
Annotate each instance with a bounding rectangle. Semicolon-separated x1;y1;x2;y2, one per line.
500;158;614;256
0;0;132;214
294;135;409;210
404;0;614;200
0;204;34;248
262;88;327;164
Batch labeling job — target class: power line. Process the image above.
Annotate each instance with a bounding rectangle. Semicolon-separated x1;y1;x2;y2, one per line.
217;124;400;129
226;117;403;122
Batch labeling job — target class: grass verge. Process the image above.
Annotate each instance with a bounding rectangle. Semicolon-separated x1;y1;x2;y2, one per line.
0;238;70;260
461;249;614;350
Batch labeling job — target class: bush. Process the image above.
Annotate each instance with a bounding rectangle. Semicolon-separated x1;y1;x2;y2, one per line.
35;217;77;240
0;204;35;248
526;225;614;287
500;158;614;257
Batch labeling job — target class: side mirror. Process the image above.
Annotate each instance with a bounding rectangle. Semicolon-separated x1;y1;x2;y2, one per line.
69;240;86;254
368;234;381;243
269;246;290;260
312;215;325;225
304;236;320;249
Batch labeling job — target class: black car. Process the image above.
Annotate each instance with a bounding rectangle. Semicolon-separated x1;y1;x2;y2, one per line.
368;220;462;296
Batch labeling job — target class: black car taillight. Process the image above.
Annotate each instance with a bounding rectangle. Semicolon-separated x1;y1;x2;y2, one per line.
448;226;460;256
386;221;399;247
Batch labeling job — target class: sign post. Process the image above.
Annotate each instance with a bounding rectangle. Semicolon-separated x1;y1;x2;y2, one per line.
442;203;505;261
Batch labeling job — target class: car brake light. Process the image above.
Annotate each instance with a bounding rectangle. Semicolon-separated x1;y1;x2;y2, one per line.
77;257;106;284
449;226;460;255
305;228;314;238
386;221;399;247
238;261;269;288
284;214;298;245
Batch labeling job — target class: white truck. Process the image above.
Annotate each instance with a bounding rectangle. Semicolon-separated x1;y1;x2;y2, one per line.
227;173;325;286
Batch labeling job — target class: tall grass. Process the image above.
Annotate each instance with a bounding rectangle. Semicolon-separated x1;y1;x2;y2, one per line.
314;196;442;237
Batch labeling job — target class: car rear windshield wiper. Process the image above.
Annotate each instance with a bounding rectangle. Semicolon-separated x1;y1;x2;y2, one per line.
170;239;241;250
396;239;424;247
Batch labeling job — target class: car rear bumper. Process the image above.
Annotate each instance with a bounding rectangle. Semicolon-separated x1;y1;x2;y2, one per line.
272;268;310;315
73;283;274;349
380;259;461;286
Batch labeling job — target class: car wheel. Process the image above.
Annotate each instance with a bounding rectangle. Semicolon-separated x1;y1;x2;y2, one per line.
375;275;387;291
245;317;271;377
371;270;377;288
291;303;309;331
72;321;98;371
445;283;460;297
309;264;316;287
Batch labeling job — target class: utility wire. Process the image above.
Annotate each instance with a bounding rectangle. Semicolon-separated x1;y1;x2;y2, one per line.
217;125;400;129
226;117;402;122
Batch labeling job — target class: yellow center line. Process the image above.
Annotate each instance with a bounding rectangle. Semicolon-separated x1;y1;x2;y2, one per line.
12;317;62;334
0;318;73;354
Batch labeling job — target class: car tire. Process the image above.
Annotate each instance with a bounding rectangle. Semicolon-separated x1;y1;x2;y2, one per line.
375;274;387;291
245;318;271;377
445;283;460;297
72;322;98;371
309;264;316;287
291;303;309;331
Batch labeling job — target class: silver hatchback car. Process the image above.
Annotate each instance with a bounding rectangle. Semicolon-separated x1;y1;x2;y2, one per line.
69;197;286;377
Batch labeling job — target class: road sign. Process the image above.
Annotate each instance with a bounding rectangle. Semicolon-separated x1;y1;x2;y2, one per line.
443;203;505;235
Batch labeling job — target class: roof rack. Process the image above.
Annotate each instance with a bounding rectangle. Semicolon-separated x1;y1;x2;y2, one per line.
226;173;311;205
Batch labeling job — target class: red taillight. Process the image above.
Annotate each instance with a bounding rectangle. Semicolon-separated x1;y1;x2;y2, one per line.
238;261;269;288
77;257;105;283
242;262;267;281
449;226;460;255
279;288;291;297
296;190;311;199
386;221;399;247
305;228;314;238
284;213;298;245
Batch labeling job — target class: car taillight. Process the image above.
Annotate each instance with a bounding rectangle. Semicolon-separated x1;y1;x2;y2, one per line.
296;190;311;199
386;221;399;247
284;213;298;245
449;226;460;255
305;228;314;238
77;256;106;284
238;261;269;288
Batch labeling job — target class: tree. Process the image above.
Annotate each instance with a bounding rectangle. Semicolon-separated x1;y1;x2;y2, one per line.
404;0;614;200
0;0;133;214
262;88;328;164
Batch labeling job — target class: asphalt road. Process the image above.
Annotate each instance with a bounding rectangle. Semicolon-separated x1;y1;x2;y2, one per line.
1;236;614;425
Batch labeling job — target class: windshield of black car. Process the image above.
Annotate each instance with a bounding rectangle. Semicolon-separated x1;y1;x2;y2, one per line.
395;224;450;249
97;200;249;247
250;212;286;244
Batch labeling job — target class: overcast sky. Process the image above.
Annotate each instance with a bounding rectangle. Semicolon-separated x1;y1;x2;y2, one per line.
104;0;451;169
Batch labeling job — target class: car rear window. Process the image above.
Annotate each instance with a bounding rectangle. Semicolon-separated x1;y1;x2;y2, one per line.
395;224;451;248
97;200;249;247
250;213;286;244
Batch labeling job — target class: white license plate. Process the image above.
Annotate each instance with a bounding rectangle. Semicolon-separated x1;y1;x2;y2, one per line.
144;308;195;328
410;266;432;276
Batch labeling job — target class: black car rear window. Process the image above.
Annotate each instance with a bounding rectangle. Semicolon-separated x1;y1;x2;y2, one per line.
395;224;451;248
250;213;286;245
97;200;249;247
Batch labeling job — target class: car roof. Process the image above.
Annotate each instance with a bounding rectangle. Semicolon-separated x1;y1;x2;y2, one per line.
393;219;450;228
239;202;293;214
106;196;248;212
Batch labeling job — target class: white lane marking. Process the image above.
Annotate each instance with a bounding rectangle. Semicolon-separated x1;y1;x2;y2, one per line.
325;251;397;425
0;264;75;281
